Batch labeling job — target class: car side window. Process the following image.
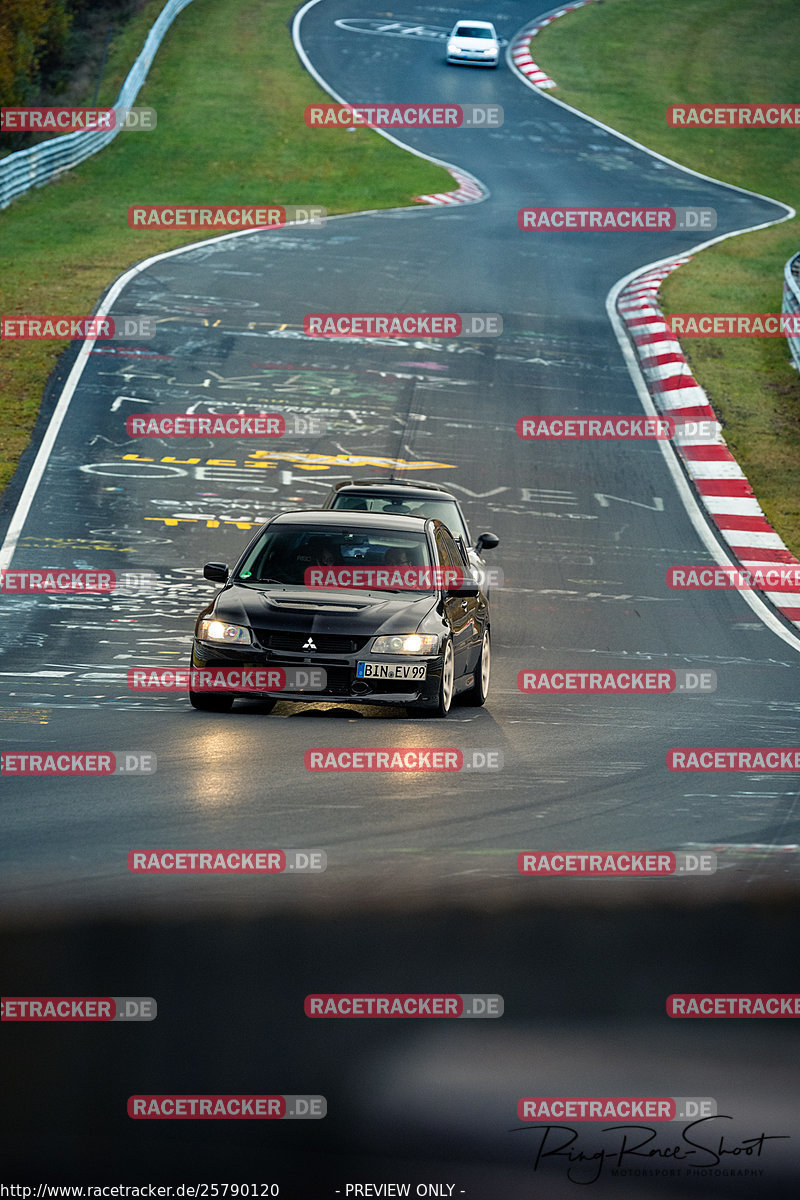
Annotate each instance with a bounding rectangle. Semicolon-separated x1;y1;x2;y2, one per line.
435;526;461;570
453;536;471;569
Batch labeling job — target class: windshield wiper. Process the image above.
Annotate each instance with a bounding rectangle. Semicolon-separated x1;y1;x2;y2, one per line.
237;576;287;585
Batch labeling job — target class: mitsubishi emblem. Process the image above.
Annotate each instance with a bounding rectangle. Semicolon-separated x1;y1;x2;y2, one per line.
302;637;317;651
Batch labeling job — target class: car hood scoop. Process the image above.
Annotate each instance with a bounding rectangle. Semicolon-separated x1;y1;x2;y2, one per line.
261;591;370;613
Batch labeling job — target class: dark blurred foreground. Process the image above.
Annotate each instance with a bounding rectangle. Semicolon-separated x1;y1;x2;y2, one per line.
2;888;799;1198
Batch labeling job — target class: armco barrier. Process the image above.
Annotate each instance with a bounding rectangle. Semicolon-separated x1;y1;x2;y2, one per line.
0;0;196;209
783;252;800;371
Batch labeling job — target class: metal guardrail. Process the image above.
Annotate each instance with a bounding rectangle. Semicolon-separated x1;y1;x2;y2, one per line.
783;251;800;371
0;0;196;210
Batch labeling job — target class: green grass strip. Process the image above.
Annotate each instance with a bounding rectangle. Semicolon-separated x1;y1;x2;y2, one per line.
531;0;800;551
0;0;453;496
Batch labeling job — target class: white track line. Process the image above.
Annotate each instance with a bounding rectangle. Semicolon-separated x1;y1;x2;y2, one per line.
507;8;800;653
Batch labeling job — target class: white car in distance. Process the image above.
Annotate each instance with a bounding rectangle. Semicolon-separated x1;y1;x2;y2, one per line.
446;20;500;68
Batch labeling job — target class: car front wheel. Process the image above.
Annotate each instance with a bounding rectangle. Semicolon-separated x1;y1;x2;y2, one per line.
409;639;454;718
189;684;234;712
188;662;232;705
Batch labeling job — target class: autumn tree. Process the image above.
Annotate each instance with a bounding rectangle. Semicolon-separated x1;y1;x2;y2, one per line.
0;0;73;108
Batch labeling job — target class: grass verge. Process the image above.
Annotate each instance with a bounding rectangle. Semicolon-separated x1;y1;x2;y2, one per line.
532;0;800;552
0;0;453;496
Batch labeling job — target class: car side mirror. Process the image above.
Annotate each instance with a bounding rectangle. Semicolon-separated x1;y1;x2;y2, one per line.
475;532;499;551
203;562;228;583
448;581;480;597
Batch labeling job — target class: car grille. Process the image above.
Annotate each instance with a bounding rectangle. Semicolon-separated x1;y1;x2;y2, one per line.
253;630;371;655
266;661;423;698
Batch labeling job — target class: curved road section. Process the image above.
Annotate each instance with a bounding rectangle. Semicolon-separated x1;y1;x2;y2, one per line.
1;1;800;914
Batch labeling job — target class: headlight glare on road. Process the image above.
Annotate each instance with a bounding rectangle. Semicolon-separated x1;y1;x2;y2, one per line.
372;634;439;655
199;619;252;645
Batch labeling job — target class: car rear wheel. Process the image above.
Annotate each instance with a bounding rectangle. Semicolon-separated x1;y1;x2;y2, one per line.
408;639;454;718
462;628;490;706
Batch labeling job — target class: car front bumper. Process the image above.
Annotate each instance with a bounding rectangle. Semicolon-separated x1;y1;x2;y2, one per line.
446;50;499;66
191;640;444;708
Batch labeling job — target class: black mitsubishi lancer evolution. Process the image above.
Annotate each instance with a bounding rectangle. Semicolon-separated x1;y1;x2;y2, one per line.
189;510;491;717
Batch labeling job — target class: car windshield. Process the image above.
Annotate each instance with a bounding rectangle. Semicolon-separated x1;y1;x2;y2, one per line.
235;525;434;590
331;494;469;542
455;26;494;38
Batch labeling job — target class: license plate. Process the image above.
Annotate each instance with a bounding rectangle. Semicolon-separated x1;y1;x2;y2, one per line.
357;662;427;681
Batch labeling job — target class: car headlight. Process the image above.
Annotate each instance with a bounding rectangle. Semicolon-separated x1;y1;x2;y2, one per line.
372;634;439;655
198;618;252;645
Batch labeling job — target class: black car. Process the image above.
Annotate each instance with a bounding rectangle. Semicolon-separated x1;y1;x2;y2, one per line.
190;510;491;717
320;477;500;588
